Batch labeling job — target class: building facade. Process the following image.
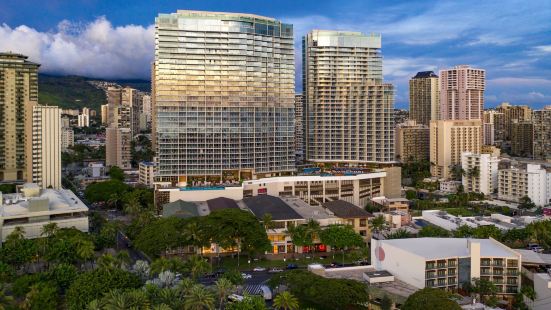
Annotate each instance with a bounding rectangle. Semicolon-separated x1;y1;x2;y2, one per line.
395;120;430;162
30;106;62;189
533;107;551;160
303;30;395;164
494;103;532;142
372;238;521;294
440;65;485;121
461;152;499;195
0;53;39;182
498;164;551;207
139;161;157;188
430;120;482;179
61;127;74;152
294;94;304;162
510;121;534;158
105;127;132;169
101;104;109;125
409;71;439;126
154;11;295;184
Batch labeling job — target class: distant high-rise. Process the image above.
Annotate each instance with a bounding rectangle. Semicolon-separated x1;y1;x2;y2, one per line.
30;105;61;189
303;30;394;164
482;110;500;146
107;87;142;137
0;53;39;182
440;65;485;120
430;119;482;179
395;121;430;162
510;121;534;158
105;127;132;169
533;106;551;160
494;102;532;141
409;71;439;125
61;127;74;152
154;10;295;183
101;104;109;125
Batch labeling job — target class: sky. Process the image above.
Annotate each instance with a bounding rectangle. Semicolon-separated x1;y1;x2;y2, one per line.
1;0;550;109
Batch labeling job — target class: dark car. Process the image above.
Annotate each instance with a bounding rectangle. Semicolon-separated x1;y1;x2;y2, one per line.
286;263;298;270
329;262;343;268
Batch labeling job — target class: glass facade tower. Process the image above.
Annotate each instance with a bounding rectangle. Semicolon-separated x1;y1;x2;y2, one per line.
303;30;395;164
154;11;295;183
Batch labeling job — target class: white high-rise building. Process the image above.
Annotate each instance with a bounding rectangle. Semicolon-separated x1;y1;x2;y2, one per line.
77;113;89;127
461;152;499;195
440;65;485;121
30;105;61;189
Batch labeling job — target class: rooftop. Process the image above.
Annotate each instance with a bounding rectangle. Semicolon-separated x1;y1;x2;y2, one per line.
323;200;373;218
0;187;88;218
207;197;240;212
376;238;518;260
243;195;303;221
282;197;336;221
413;71;438;79
162;200;200;219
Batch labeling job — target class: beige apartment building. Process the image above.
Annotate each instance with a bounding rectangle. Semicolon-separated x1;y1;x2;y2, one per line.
303;30;395;164
0;53;39;182
29;106;62;189
107;87;142;137
101;104;109;125
533;106;551;160
498;164;551;207
494;103;532;142
105;127;132;169
430;120;482;179
409;71;439;126
61;127;74;152
440;65;485;121
395;120;430;162
139;161;156;188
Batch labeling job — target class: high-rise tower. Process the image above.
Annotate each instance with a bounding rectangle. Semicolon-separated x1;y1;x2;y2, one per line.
409;71;439;125
303;30;395;164
439;65;485;120
154;11;295;184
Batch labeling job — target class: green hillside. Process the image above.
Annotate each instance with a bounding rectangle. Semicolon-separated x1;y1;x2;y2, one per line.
38;74;106;111
38;74;151;111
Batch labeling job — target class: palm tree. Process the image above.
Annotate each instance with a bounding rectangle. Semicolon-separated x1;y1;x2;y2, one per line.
87;299;105;310
75;238;95;269
152;304;173;310
178;277;196;297
0;284;14;310
384;229;411;239
262;213;275;231
21;285;39;310
125;289;151;309
151;257;173;275
369;215;387;235
273;291;300;310
115;250;131;270
182;221;209;256
157;287;184;309
305;219;321;259
183;285;215;310
187;255;212;280
97;253;117;270
214;278;234;310
102;290;132;310
41;222;59;238
6;226;25;242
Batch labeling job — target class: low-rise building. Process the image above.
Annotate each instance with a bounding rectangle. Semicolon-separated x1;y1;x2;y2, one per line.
422;210;541;231
371;237;521;295
371;197;410;212
461;152;499;195
85;162;106;178
323;200;373;239
0;183;89;242
440;180;462;193
498;164;551;207
139;161;156;188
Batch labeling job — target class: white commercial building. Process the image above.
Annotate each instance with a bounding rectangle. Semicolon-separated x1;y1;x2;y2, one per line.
139;161;156;188
422;210;541;231
30;105;62;189
498;164;551;207
0;183;89;242
461;152;499;195
371;237;521;294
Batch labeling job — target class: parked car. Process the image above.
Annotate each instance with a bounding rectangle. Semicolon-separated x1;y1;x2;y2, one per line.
228;294;244;302
286;263;298;270
253;267;266;272
241;273;252;279
259;285;273;300
329;262;343;268
268;267;284;273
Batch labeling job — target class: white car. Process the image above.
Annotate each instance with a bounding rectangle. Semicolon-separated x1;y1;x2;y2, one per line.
268;267;284;273
228;294;244;302
241;273;252;279
253;267;266;272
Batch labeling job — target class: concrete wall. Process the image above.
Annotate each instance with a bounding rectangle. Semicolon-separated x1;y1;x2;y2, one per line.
168;186;244;202
371;239;426;289
1;217;89;242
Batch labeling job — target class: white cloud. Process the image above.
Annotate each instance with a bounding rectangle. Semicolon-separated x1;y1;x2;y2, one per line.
0;17;154;79
528;91;545;99
488;77;551;87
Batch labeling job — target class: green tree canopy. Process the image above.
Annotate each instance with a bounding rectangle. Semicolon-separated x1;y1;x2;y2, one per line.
419;225;451;238
108;166;125;181
84;179;129;204
402;288;461;310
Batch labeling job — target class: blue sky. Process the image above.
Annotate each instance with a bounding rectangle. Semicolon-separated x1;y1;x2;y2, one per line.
1;0;550;109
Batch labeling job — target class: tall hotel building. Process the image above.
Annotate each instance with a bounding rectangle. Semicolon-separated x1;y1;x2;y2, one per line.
0;53;39;182
30;105;62;189
409;71;439;126
533;106;551;160
440;65;485;120
294;94;304;161
154;11;295;184
303;30;395;164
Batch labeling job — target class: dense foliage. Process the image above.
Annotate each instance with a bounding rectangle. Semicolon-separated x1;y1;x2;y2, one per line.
402;288;461;310
270;270;369;309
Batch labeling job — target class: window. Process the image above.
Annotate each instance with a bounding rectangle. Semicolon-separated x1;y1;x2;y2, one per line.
359;219;367;227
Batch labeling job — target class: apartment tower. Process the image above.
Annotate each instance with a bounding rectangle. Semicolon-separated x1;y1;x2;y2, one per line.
440;65;485;120
0;53;39;182
533;106;551;160
409;71;439;126
430;120;482;179
294;94;304;162
494;102;532;142
395;120;430;162
30;105;62;189
303;30;394;164
154;10;295;184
